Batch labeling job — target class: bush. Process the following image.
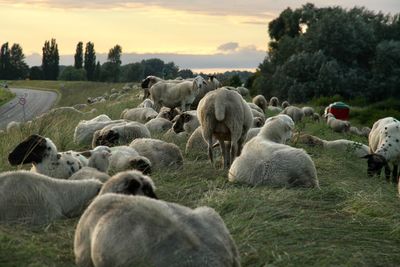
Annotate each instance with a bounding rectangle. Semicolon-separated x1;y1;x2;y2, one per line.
58;66;87;81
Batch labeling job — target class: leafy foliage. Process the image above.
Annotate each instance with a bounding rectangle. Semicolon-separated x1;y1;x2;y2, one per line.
42;39;59;80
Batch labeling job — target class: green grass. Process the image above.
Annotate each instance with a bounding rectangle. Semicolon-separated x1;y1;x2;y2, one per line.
1;84;400;266
0;87;15;106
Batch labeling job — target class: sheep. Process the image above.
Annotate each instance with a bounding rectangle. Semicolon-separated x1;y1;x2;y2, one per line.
0;170;102;225
137;98;154;109
236;86;249;96
74;195;240;267
349;126;371;137
6;121;21;133
150;76;207;111
172;110;199;134
252;117;264;128
247;102;264;114
74;115;125;146
69;167;111;183
120;107;158;123
244;127;261;143
281;101;290;109
130;138;183;170
91;121;151;148
252;95;268;112
268;106;283;113
269;96;280;107
229;115;318;187
312;113;320;122
281;106;305;123
363;117;400;183
140;75;171;100
250;108;266;121
108;146;152;174
325;113;351;133
156;107;181;121
197;87;253;169
185;126;218;156
73;103;88;110
293;133;369;157
145;117;173;134
302;106;315;117
191;75;221;109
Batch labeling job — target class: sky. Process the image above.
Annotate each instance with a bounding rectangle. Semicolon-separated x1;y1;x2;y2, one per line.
1;0;399;71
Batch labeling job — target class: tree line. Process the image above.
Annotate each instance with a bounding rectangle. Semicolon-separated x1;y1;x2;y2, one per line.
250;3;400;103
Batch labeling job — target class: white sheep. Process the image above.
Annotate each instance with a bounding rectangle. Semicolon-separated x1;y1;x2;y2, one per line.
108;146;152;174
281;101;290;109
91;121;151;148
120;107;158;123
252;95;268;112
363;117;400;182
229;115;318;187
156;107;181;121
236;86;249;96
281;106;305;123
268;106;283;113
244;127;261;144
325;113;351;133
74;195;240;267
349;126;371;137
191;75;221;109
69;167;111;183
171;110;199;134
137;98;154;109
140;75;178;100
269;96;280;107
0;170;102;225
198;87;253;169
247;102;264;114
185;126;218;156
6;121;21;133
145;117;173;134
130;138;183;170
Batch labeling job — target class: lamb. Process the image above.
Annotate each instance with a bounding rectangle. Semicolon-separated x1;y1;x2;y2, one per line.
150;76;207;111
363;117;400;183
281;101;290;109
130;138;183;170
269;96;280;107
74;114;125;147
120;107;158;123
74;195;240;267
197;87;253;169
293;133;369;157
145;118;173;134
252;95;268;112
281;106;305;123
91;121;151;148
302;106;315;117
108;146;152;174
0;170;102;225
229;115;318;188
172;111;199;134
325;113;351;133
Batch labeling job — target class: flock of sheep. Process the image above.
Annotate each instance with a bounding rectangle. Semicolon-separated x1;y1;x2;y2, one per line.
1;74;399;267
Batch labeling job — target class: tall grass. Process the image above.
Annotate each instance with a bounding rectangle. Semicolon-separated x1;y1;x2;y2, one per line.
0;87;15;106
1;83;400;266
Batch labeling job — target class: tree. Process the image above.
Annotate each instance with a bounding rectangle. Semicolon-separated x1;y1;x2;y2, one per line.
42;39;59;80
58;66;87;81
107;45;122;65
142;58;164;77
162;62;179;79
84;42;96;81
120;63;144;82
0;43;10;79
177;69;194;79
228;74;242;87
29;66;43;80
93;61;101;81
105;44;122;82
74;42;83;69
9;43;29;79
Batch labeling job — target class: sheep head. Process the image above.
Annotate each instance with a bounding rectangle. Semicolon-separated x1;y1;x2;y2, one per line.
362;154;388;177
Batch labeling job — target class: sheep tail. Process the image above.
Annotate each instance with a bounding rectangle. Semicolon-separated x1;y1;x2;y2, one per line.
214;93;226;121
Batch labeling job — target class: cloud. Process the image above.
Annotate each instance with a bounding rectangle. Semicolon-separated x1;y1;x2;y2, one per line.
217;42;239;52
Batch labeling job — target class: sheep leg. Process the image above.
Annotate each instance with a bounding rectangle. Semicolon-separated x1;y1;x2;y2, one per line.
384;165;391;181
219;140;227;169
208;136;214;164
230;142;237;167
392;164;398;184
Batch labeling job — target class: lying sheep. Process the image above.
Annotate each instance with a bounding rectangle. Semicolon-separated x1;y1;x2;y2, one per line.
108;146;152;174
229;115;318;187
92;121;151;148
0;170;102;225
281;106;305;123
156;107;181;121
325;113;351;133
363;117;400;182
150;76;207;111
349;126;371;137
247;102;264;114
198;87;253;169
74;195;240;267
268;106;283;113
145;118;173;134
281;101;290;109
69;167;110;183
293;133;369;157
130;138;183;170
244;127;261;143
120;107;158;123
185;127;218;156
269;96;279;107
172;111;199;134
137;98;154;109
74;115;125;147
252;95;268;112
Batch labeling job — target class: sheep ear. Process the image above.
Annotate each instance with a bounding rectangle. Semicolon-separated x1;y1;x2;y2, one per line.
8;134;47;165
123;179;141;195
80;151;92;158
104;130;119;145
130;158;152;174
101;151;112;159
183;113;192;123
142;183;158;199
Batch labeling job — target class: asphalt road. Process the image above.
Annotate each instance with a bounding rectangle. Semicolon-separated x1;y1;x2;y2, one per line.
0;88;58;130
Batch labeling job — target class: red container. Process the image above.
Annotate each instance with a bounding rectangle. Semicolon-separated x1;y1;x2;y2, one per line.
327;102;350;120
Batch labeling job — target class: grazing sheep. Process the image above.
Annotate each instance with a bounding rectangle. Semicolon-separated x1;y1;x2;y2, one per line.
252;95;268;112
302;106;315;117
281;101;290;109
198;87;253;169
120;107;158;123
325;113;351;133
281;106;305;123
130;138;183;170
229;115;318;187
172;111;199;134
145;117;173;134
247;102;264;114
0;170;102;225
74;115;125;146
108;146;152;174
137;98;154;109
363;117;400;182
269;96;280;107
156;107;181;121
293;133;369;157
312;113;320;122
92;121;151;148
150;76;207;111
74;195;240;267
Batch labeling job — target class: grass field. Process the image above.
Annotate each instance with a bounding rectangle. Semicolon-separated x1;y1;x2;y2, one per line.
1;81;400;266
0;87;15;106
